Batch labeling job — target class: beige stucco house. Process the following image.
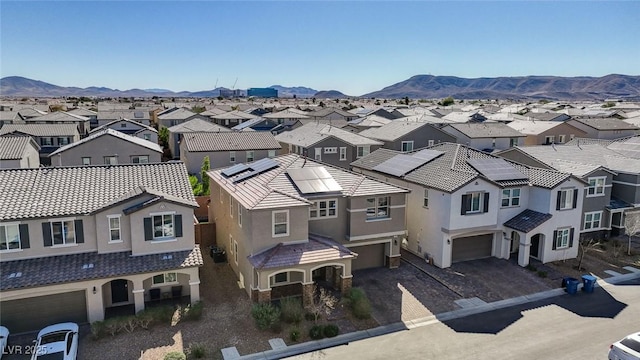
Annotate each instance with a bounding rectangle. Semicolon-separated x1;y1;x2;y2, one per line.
0;135;40;168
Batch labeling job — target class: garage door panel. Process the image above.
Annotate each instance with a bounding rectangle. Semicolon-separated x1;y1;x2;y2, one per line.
452;234;493;263
352;243;386;270
0;290;87;333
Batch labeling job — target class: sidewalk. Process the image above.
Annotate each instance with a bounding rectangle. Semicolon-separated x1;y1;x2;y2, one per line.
231;269;640;360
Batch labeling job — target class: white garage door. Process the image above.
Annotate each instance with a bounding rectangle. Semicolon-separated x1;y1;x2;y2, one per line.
452;234;493;263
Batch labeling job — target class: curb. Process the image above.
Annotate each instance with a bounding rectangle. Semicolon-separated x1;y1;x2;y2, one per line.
235;270;640;360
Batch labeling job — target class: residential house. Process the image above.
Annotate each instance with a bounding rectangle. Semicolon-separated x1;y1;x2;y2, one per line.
91;118;159;143
156;108;199;129
0;135;40;168
306;108;359;122
567;118;639;140
167;118;230;159
67;108;98;129
441;123;525;151
210;110;258;128
180;131;281;176
522;111;571;122
358;120;457;152
24;111;90;135
232;117;280;132
207;155;408;304
49;128;162;166
274;123;383;169
506;120;588;145
498;143;640;238
97;110;153;128
0;123;81;166
441;111;487;123
263;108;310;125
349;108;404;120
351;143;584;268
343;115;392;133
0;162;202;333
0;111;20;126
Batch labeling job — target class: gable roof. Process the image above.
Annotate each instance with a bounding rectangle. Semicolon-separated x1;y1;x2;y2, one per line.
263;108;310;119
506;120;584;135
208;154;408;211
49;128;162;157
0;135;40;160
274;123;383;148
27;111;89;122
210;110;258;120
351;142;573;193
306;107;355;118
167;118;230;133
97;110;151;121
91;117;157;134
0;123;79;137
157;107;197;120
570;118;639;131
0;162;196;221
67;107;97;117
444;123;525;138
182;131;281;152
358;120;432;142
504;209;553;233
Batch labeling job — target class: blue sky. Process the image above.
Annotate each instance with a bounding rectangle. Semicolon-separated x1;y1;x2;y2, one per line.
1;1;639;96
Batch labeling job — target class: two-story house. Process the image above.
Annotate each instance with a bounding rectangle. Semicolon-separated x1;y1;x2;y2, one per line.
49;128;163;166
306;108;359;122
91;117;159;143
207;155;408;305
351;143;584;269
0;135;40;169
567;118;639;140
358;120;457;152
180;131;282;177
274;123;383;169
0;123;81;166
0;162;202;333
167;117;230;159
25;111;91;135
506;120;588;145
156;107;199;129
210;110;259;128
441;123;525;151
97;110;153;128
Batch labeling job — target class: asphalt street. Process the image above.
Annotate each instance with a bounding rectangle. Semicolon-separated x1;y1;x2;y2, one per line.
289;278;640;360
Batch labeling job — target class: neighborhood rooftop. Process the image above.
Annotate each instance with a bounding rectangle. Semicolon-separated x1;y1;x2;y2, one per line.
274;122;383;147
182;131;281;152
0;123;79;137
49;128;162;156
0;135;39;160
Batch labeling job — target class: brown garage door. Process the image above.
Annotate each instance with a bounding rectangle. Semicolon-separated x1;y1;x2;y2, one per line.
452;234;493;263
0;290;87;333
352;243;386;270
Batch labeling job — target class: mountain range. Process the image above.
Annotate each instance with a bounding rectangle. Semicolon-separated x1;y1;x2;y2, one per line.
1;74;639;100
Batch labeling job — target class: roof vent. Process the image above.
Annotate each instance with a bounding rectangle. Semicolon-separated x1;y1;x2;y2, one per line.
8;272;22;278
162;254;173;260
82;263;94;269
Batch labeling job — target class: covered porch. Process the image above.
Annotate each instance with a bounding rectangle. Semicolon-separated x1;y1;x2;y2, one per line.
503;209;553;267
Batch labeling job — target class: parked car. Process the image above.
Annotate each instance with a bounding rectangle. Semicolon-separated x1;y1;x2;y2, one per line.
0;326;9;359
31;323;78;360
609;331;640;360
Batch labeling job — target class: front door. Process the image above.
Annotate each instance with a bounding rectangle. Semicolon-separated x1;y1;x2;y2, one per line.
111;279;129;304
530;235;540;259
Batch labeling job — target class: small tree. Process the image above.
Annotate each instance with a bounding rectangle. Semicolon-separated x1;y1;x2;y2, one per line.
577;238;600;271
624;212;640;256
438;96;455;106
307;285;337;322
200;156;210;196
158;126;169;147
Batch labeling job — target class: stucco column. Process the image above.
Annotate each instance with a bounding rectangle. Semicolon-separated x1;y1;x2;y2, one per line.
87;284;105;323
189;280;201;303
518;236;531;267
132;279;145;314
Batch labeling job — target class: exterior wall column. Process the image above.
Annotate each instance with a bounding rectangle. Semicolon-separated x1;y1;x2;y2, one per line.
86;284;105;323
340;275;353;294
518;235;531;267
189;280;201;304
132;278;145;314
302;283;315;309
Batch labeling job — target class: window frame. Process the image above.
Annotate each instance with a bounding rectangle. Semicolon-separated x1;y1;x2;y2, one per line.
143;133;152;141
559;189;575;210
587;176;606;197
233;239;238;264
104;156;117;165
545;135;555;145
107;215;122;243
274;272;288;284
584;211;603;230
151;213;175;240
246;150;255;162
339;147;347;161
356;146;370;158
366;196;390;220
238;202;243;227
229;151;236;163
152;272;178;285
131;155;149;164
58;137;69;146
229;195;234;218
501;188;521;208
428;140;435;146
81;157;91;166
555;228;571;249
401;141;414;152
268;150;277;158
423;189;429;208
469;192;482;213
558;135;566;143
272;210;290;237
41;137;53;146
324;147;337;154
0;223;21;252
50;219;76;246
309;199;338;219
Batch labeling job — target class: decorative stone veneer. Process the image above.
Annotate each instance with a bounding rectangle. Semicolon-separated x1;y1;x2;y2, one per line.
387;255;401;269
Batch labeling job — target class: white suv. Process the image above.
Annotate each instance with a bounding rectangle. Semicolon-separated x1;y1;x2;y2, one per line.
609;332;640;360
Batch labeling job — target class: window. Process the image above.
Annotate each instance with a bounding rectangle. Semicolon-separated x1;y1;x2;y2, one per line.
274;272;288;284
461;192;489;215
0;224;21;251
108;216;121;242
152;272;177;285
339;147;347;161
357;146;370;158
324;147;337;154
587;177;606;196
50;220;76;245
309;199;337;219
82;157;91;165
238;203;243;227
314;148;322;161
246;151;255;162
268;150;277;158
401;141;414;152
131;155;149;164
104;156;117;165
501;188;521;207
423;189;429;208
143;133;152;141
557;189;577;210
58;137;69;146
428;140;435;146
584;211;602;230
229;195;234;218
152;214;174;239
272;210;289;237
492;138;496;148
570;134;575;140
229;151;236;163
121;123;127;128
558;135;566;144
233;240;238;264
554;228;571;249
366;196;390;219
219;186;223;203
41;137;53;146
545;136;555;145
509;138;518;147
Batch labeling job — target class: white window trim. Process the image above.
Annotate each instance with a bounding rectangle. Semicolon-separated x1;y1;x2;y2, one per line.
586;176;606;197
339;147;347;161
238;203;243;227
501;188;521;208
81;157;91;165
49;218;77;246
152;272;178;286
268;150;277;158
401;140;414;152
356;145;370;158
555;228;571;249
107;215;122;243
273;272;289;284
150;212;176;241
314;148;322;161
468;192;483;214
428;140;435;146
246;150;255;162
233;240;238;264
559;189;574;210
272;210;290;237
584;211;603;230
423;189;429;208
545;135;555;144
229;234;233;254
324;147;337;154
309;199;338;220
366;196;391;220
229;195;234;218
229;151;236;163
131;155;149;164
0;222;22;252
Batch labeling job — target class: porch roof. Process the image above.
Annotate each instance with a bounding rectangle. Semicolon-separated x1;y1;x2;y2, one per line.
0;246;203;291
248;234;356;270
503;209;553;233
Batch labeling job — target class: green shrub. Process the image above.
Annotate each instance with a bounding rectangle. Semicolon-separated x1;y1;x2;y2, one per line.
136;310;155;329
323;324;339;338
164;352;186;360
182;301;204;321
187;343;206;359
280;297;304;324
526;264;537;271
104;317;123;336
537;271;548;278
309;325;324;340
149;305;176;324
90;321;106;340
304;312;316;322
251;303;281;330
289;328;301;342
347;288;372;319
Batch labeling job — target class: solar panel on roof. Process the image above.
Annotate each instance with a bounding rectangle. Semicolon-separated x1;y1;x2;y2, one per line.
372;154;431;177
467;158;528;182
232;158;279;183
286;166;343;194
221;163;249;177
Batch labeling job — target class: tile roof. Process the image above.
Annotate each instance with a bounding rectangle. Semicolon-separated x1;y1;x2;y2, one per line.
182;131;281;152
0;135;39;160
167;118;229;133
209;154;408;210
521;111;566;121
67;107;97;117
306;108;355;118
351;142;571;192
263;109;310;119
97;110;151;121
210;110;258;120
91;117;157;134
605;136;640;159
248;234;355;270
571;118;639;131
0;246;203;291
0;123;79;137
158;107;197;120
347;114;392;127
27;111;89;122
358;120;432;142
445;123;525;138
503;209;553;233
275;123;383;147
0;111;19;122
49;128;162;156
0;162;196;221
608;197;632;210
506;120;566;135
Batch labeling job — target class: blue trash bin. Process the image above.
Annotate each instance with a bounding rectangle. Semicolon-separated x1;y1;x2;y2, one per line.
565;277;579;294
581;274;597;293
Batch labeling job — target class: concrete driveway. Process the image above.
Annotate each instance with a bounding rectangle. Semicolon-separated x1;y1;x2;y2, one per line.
353;250;554;325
